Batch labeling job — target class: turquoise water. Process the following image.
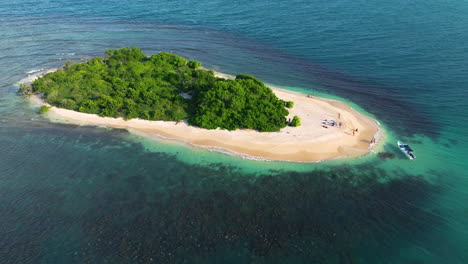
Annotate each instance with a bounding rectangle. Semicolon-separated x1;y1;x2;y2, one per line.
1;1;467;263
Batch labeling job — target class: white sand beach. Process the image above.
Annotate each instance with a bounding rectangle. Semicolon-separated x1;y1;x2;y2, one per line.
27;70;382;162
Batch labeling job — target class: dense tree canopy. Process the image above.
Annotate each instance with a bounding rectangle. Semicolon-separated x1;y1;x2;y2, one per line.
31;47;295;131
189;76;289;131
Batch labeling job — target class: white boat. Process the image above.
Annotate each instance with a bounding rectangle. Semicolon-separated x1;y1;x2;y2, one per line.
397;141;416;160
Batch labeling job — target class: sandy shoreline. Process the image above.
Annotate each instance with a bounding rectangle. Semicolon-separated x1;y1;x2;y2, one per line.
26;69;382;162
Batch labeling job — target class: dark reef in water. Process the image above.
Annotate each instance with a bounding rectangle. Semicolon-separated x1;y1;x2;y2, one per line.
0;123;444;263
378;152;396;159
71;166;444;263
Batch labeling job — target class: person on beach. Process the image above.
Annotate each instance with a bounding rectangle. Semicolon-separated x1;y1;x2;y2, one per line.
352;129;355;136
338;113;341;119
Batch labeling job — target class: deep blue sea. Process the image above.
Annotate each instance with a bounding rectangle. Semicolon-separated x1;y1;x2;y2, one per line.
1;0;467;263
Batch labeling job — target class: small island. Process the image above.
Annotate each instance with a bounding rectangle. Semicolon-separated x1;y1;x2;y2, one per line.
22;47;382;162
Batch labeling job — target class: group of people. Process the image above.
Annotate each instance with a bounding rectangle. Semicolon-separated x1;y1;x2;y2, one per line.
321;119;342;128
322;112;343;129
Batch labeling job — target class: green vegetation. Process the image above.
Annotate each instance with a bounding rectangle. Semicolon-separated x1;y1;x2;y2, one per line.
285;101;294;108
31;47;297;131
38;105;51;114
189;75;289;131
289;116;301;127
18;83;33;95
187;60;201;69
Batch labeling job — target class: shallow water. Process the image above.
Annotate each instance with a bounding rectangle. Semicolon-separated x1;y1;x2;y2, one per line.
0;1;467;263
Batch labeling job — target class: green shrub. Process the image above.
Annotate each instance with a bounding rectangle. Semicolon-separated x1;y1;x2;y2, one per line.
38;105;51;114
18;83;33;95
285;101;294;108
289;115;301;127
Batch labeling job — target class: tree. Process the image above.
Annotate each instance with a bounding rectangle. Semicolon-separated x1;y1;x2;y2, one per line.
79;100;99;114
59;98;77;110
188;60;201;69
235;74;263;86
289;116;301;127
